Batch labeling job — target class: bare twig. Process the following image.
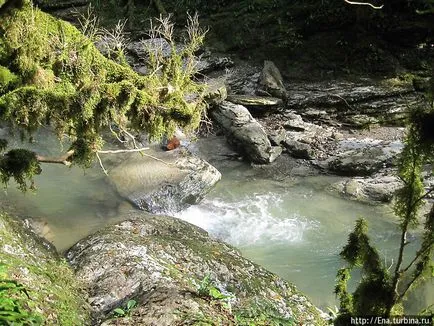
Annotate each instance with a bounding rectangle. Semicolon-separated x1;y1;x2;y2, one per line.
96;152;108;175
97;147;149;154
344;0;384;9
97;147;173;166
330;94;354;110
110;124;128;144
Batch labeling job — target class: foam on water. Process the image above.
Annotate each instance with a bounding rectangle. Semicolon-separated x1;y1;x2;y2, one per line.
175;192;320;247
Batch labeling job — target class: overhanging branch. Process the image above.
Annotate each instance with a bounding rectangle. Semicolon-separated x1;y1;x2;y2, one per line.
36;150;74;166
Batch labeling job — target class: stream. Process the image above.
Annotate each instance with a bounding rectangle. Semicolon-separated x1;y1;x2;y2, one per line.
0;133;432;314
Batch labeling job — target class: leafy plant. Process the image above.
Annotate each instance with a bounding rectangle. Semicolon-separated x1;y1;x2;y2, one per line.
0;263;43;325
197;275;232;301
113;299;137;317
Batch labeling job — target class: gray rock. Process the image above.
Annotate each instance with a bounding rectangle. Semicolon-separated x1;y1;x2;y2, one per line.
330;175;402;203
126;38;172;60
257;60;287;98
272;112;337;160
195;54;234;74
284;80;423;127
283;139;315;160
211;101;282;163
66;215;326;325
326;138;403;176
108;150;221;213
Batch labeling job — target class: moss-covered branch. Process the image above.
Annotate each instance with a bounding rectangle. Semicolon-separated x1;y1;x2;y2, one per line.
0;0;206;188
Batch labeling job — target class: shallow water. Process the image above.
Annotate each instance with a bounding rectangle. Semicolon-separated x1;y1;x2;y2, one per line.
175;165;433;312
0;163;131;250
0;135;432;312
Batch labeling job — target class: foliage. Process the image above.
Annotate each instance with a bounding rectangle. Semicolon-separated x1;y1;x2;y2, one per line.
0;263;43;325
0;0;207;190
334;104;434;324
112;299;137;317
197;275;232;301
0;146;41;191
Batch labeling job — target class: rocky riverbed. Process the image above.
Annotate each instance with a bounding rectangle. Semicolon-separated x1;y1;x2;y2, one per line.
1;2;433;324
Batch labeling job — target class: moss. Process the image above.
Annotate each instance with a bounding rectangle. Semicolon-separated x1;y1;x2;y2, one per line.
0;2;205;172
0;65;18;93
0;213;89;325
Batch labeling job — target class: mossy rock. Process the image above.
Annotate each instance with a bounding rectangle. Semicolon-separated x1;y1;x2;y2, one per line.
0;213;89;325
66;214;326;325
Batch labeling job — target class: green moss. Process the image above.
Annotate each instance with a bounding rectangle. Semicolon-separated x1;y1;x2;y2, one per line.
0;2;206;173
0;66;18;93
0;213;89;325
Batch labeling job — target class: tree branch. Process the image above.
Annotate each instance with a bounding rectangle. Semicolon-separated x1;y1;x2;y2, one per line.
97;147;149;154
401;241;434;274
344;0;384;9
36;150;74;166
398;267;424;303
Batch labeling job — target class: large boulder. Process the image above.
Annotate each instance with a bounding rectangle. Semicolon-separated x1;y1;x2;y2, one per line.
66;214;326;326
0;213;89;325
211;101;282;164
107;150;221;214
325;138;403;176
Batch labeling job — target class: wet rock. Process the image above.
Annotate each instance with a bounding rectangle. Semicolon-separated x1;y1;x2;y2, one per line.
108;150;221;214
330;175;402;203
211;101;282;163
325;138;403;176
257;60;287;98
66;214;326;325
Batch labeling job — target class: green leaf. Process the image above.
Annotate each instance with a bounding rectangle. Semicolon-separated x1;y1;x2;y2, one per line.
113;308;125;316
126;299;136;310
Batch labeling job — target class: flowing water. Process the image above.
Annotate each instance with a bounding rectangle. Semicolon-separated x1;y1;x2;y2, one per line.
175;163;433;312
0;133;432;313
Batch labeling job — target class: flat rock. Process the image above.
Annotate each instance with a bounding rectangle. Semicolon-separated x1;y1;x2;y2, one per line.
329;175;402;203
325;138;403;176
227;94;283;107
108;150;221;213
